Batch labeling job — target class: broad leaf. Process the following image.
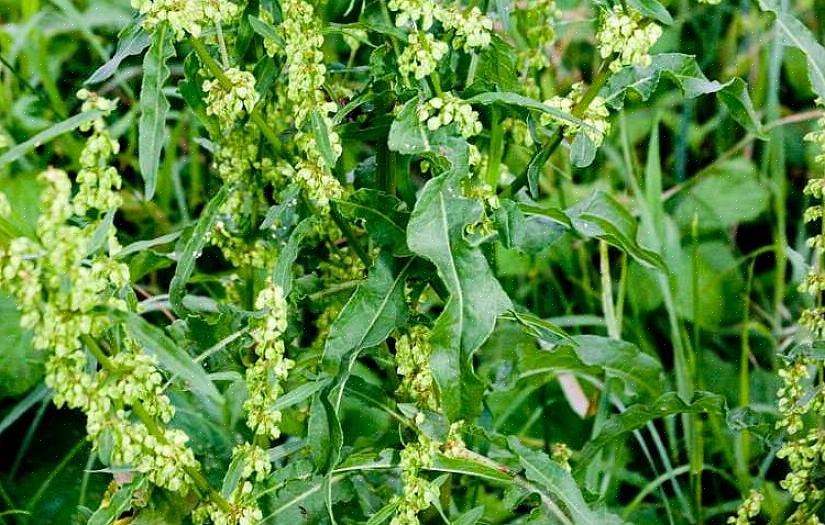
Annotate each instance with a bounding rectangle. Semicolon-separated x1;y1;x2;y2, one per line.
88;476;147;525
333;189;411;256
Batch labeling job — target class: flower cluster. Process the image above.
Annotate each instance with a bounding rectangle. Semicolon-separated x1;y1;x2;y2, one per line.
395;326;438;410
417;92;482;138
542;82;611;146
203;68;259;129
279;0;344;210
131;0;239;40
399;32;449;81
596;6;662;72
391;433;440;525
193;444;271;525
244;278;293;439
439;7;493;52
771;107;825;523
727;490;763;525
0;94;202;496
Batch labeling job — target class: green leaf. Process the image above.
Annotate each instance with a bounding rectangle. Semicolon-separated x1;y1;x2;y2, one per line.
365;503;395;525
111;310;223;413
757;0;825;101
673;160;770;232
88;476;146;525
169;184;231;317
0;293;42;400
408;174;512;421
323;254;412;371
428;454;512;484
465;92;582;128
603;54;764;137
576;392;725;467
569;130;596;168
139;23;174;201
86;21;150;85
507;437;623;525
627;0;673;25
333;189;412;256
271;377;332;411
248;15;285;46
311;110;338;169
566;191;665;270
308;393;343;472
0;110;102;168
520;335;664;400
467;35;518;92
273;217;317;297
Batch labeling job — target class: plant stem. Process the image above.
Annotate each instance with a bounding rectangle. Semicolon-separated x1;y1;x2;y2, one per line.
599;241;619;339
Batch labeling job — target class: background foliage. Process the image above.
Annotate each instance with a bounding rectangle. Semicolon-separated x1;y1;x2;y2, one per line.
1;0;825;524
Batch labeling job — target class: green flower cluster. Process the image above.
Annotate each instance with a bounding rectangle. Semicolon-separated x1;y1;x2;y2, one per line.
727;490;763;525
515;0;560;71
395;326;438;410
244;278;293;439
280;0;344;210
131;0;239;40
596;5;662;72
771;109;825;524
542;82;611;146
203;68;259;129
391;433;440;525
417;92;482;138
0;93;200;495
193;443;271;525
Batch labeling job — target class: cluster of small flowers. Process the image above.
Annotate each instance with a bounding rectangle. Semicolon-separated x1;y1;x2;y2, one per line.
395;326;438;410
770;107;825;524
399;32;449;81
0;94;203;496
244;278;294;439
131;0;239;40
727;490;763;525
391;433;440;525
278;0;345;210
439;6;493;52
801;116;825;337
596;6;662;72
551;443;572;472
504;118;535;148
75;90;122;214
203;68;259;129
516;0;560;71
542;83;611;146
417;92;482;138
193;444;271;525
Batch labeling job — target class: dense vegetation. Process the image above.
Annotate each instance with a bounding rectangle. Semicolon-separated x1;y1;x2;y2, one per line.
2;0;825;523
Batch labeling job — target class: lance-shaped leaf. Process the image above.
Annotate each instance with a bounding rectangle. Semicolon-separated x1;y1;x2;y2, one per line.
86;21;150;85
0;111;102;168
408;174;512;421
273;217;317;297
602;54;765;138
508;437;625;525
169;184;230;317
576;392;725;468
139;23;174;200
